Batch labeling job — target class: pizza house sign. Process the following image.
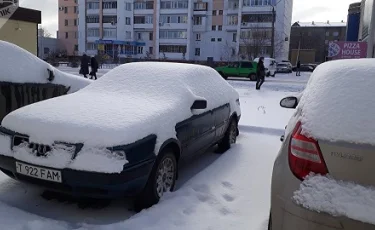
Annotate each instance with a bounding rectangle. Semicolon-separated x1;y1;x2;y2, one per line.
328;41;368;59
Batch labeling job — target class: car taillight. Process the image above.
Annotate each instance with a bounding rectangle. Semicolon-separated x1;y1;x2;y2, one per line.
288;121;328;180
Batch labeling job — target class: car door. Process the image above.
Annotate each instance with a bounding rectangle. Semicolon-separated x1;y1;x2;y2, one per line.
212;103;231;142
226;62;240;77
176;110;216;157
239;62;253;77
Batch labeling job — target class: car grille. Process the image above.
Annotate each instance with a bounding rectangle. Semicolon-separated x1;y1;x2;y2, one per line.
12;135;51;157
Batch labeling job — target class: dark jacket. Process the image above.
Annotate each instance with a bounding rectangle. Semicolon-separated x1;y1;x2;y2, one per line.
90;57;99;73
297;61;301;68
80;54;90;75
257;60;266;77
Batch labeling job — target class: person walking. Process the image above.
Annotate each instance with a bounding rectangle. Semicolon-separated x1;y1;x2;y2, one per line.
296;60;301;76
90;55;99;80
80;53;90;78
256;57;266;90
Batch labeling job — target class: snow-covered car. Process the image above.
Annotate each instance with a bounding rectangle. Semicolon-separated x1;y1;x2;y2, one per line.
0;41;91;122
276;63;292;73
0;62;241;211
269;59;375;229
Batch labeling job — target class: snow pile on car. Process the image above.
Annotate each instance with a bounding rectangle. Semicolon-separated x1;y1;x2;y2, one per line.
1;62;239;172
0;40;91;92
293;174;375;225
298;59;375;144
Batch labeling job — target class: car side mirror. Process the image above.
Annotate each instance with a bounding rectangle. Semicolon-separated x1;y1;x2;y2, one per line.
191;100;207;110
280;96;298;109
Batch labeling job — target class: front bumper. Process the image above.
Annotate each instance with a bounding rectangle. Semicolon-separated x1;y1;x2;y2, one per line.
0;154;155;198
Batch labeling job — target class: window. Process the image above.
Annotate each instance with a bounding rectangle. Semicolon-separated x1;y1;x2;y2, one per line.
160;15;188;24
125;2;132;10
134;15;153;24
86;15;99;23
149;47;153;54
103;1;117;9
218;25;222;31
218;38;222;42
65;32;68;39
212;25;216;31
213;10;217;16
219;10;223;15
134;1;154;9
103;28;117;38
232;33;237;42
86;43;98;50
149;32;153;40
159;45;187;53
333;31;339;36
195;33;201;41
241;13;273;23
241;62;253;68
244;0;272;6
64;7;68;13
211;38;215;42
44;47;50;54
159;30;187;39
240;29;271;39
74;6;78;13
74;19;77;26
137;32;142;40
228;1;239;9
125;31;132;39
193;16;203;25
87;28;100;37
126;17;131;25
194;2;207;10
65;19;68;26
137;46;143;54
160;1;188;9
87;2;99;9
195;48;200;56
227;15;238;25
103;16;117;24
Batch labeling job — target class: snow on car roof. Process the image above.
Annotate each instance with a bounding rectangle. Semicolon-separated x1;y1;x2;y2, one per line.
293;174;375;225
0;40;91;92
298;59;375;144
2;62;240;156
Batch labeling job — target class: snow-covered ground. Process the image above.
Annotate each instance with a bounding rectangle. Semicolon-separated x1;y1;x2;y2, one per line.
0;68;309;229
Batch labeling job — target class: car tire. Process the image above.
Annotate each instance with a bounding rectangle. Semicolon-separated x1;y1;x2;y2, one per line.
217;118;238;152
249;73;257;81
134;149;177;212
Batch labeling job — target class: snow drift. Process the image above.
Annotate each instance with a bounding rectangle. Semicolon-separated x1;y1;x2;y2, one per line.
297;59;375;145
0;40;91;92
293;174;375;226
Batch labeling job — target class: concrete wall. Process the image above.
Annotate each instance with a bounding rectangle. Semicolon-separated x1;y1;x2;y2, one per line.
0;18;38;55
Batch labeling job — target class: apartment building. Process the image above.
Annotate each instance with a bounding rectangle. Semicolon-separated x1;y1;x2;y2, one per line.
78;0;293;61
58;0;79;55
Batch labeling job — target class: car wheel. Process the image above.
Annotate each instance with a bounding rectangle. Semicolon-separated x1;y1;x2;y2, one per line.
217;118;238;152
249;73;257;81
134;149;177;212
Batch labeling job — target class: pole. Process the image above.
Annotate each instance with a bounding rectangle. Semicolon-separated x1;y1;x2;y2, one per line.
271;6;275;58
296;40;301;65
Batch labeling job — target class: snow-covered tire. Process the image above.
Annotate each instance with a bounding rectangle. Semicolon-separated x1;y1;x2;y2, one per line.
134;149;177;212
217;118;238;152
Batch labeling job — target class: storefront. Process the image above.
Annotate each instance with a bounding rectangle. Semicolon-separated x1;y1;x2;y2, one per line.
95;39;146;58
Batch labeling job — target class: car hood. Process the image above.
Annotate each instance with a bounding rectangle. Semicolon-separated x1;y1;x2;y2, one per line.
1;91;183;147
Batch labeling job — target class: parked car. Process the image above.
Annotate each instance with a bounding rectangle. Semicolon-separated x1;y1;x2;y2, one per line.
215;61;258;81
279;60;293;69
0;40;91;123
254;57;277;77
292;64;315;72
0;62;241;212
276;63;293;73
269;59;375;229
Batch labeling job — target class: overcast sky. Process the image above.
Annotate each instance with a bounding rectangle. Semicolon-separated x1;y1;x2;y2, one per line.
19;0;360;38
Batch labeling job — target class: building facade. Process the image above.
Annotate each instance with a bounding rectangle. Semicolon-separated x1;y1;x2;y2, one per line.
0;7;41;56
38;34;60;60
346;2;361;41
58;0;79;55
359;0;375;57
289;21;346;64
78;0;293;61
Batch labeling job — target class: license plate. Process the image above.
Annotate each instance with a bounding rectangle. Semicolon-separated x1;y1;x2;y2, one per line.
15;162;62;183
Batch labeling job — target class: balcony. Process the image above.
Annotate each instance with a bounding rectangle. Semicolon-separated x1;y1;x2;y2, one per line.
159;38;188;45
87;9;99;15
192;24;206;32
103;8;117;15
134;23;154;30
159;23;188;30
225;24;238;31
240;22;272;28
87;23;100;28
193;2;208;11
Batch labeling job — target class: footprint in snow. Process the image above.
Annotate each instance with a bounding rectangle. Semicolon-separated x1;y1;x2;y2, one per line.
221;181;233;189
222;194;235;202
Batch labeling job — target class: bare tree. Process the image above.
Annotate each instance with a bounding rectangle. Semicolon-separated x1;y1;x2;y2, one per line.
239;25;272;60
38;26;52;38
220;41;237;62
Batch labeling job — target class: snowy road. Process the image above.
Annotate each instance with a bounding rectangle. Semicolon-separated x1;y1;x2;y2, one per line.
0;69;309;229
